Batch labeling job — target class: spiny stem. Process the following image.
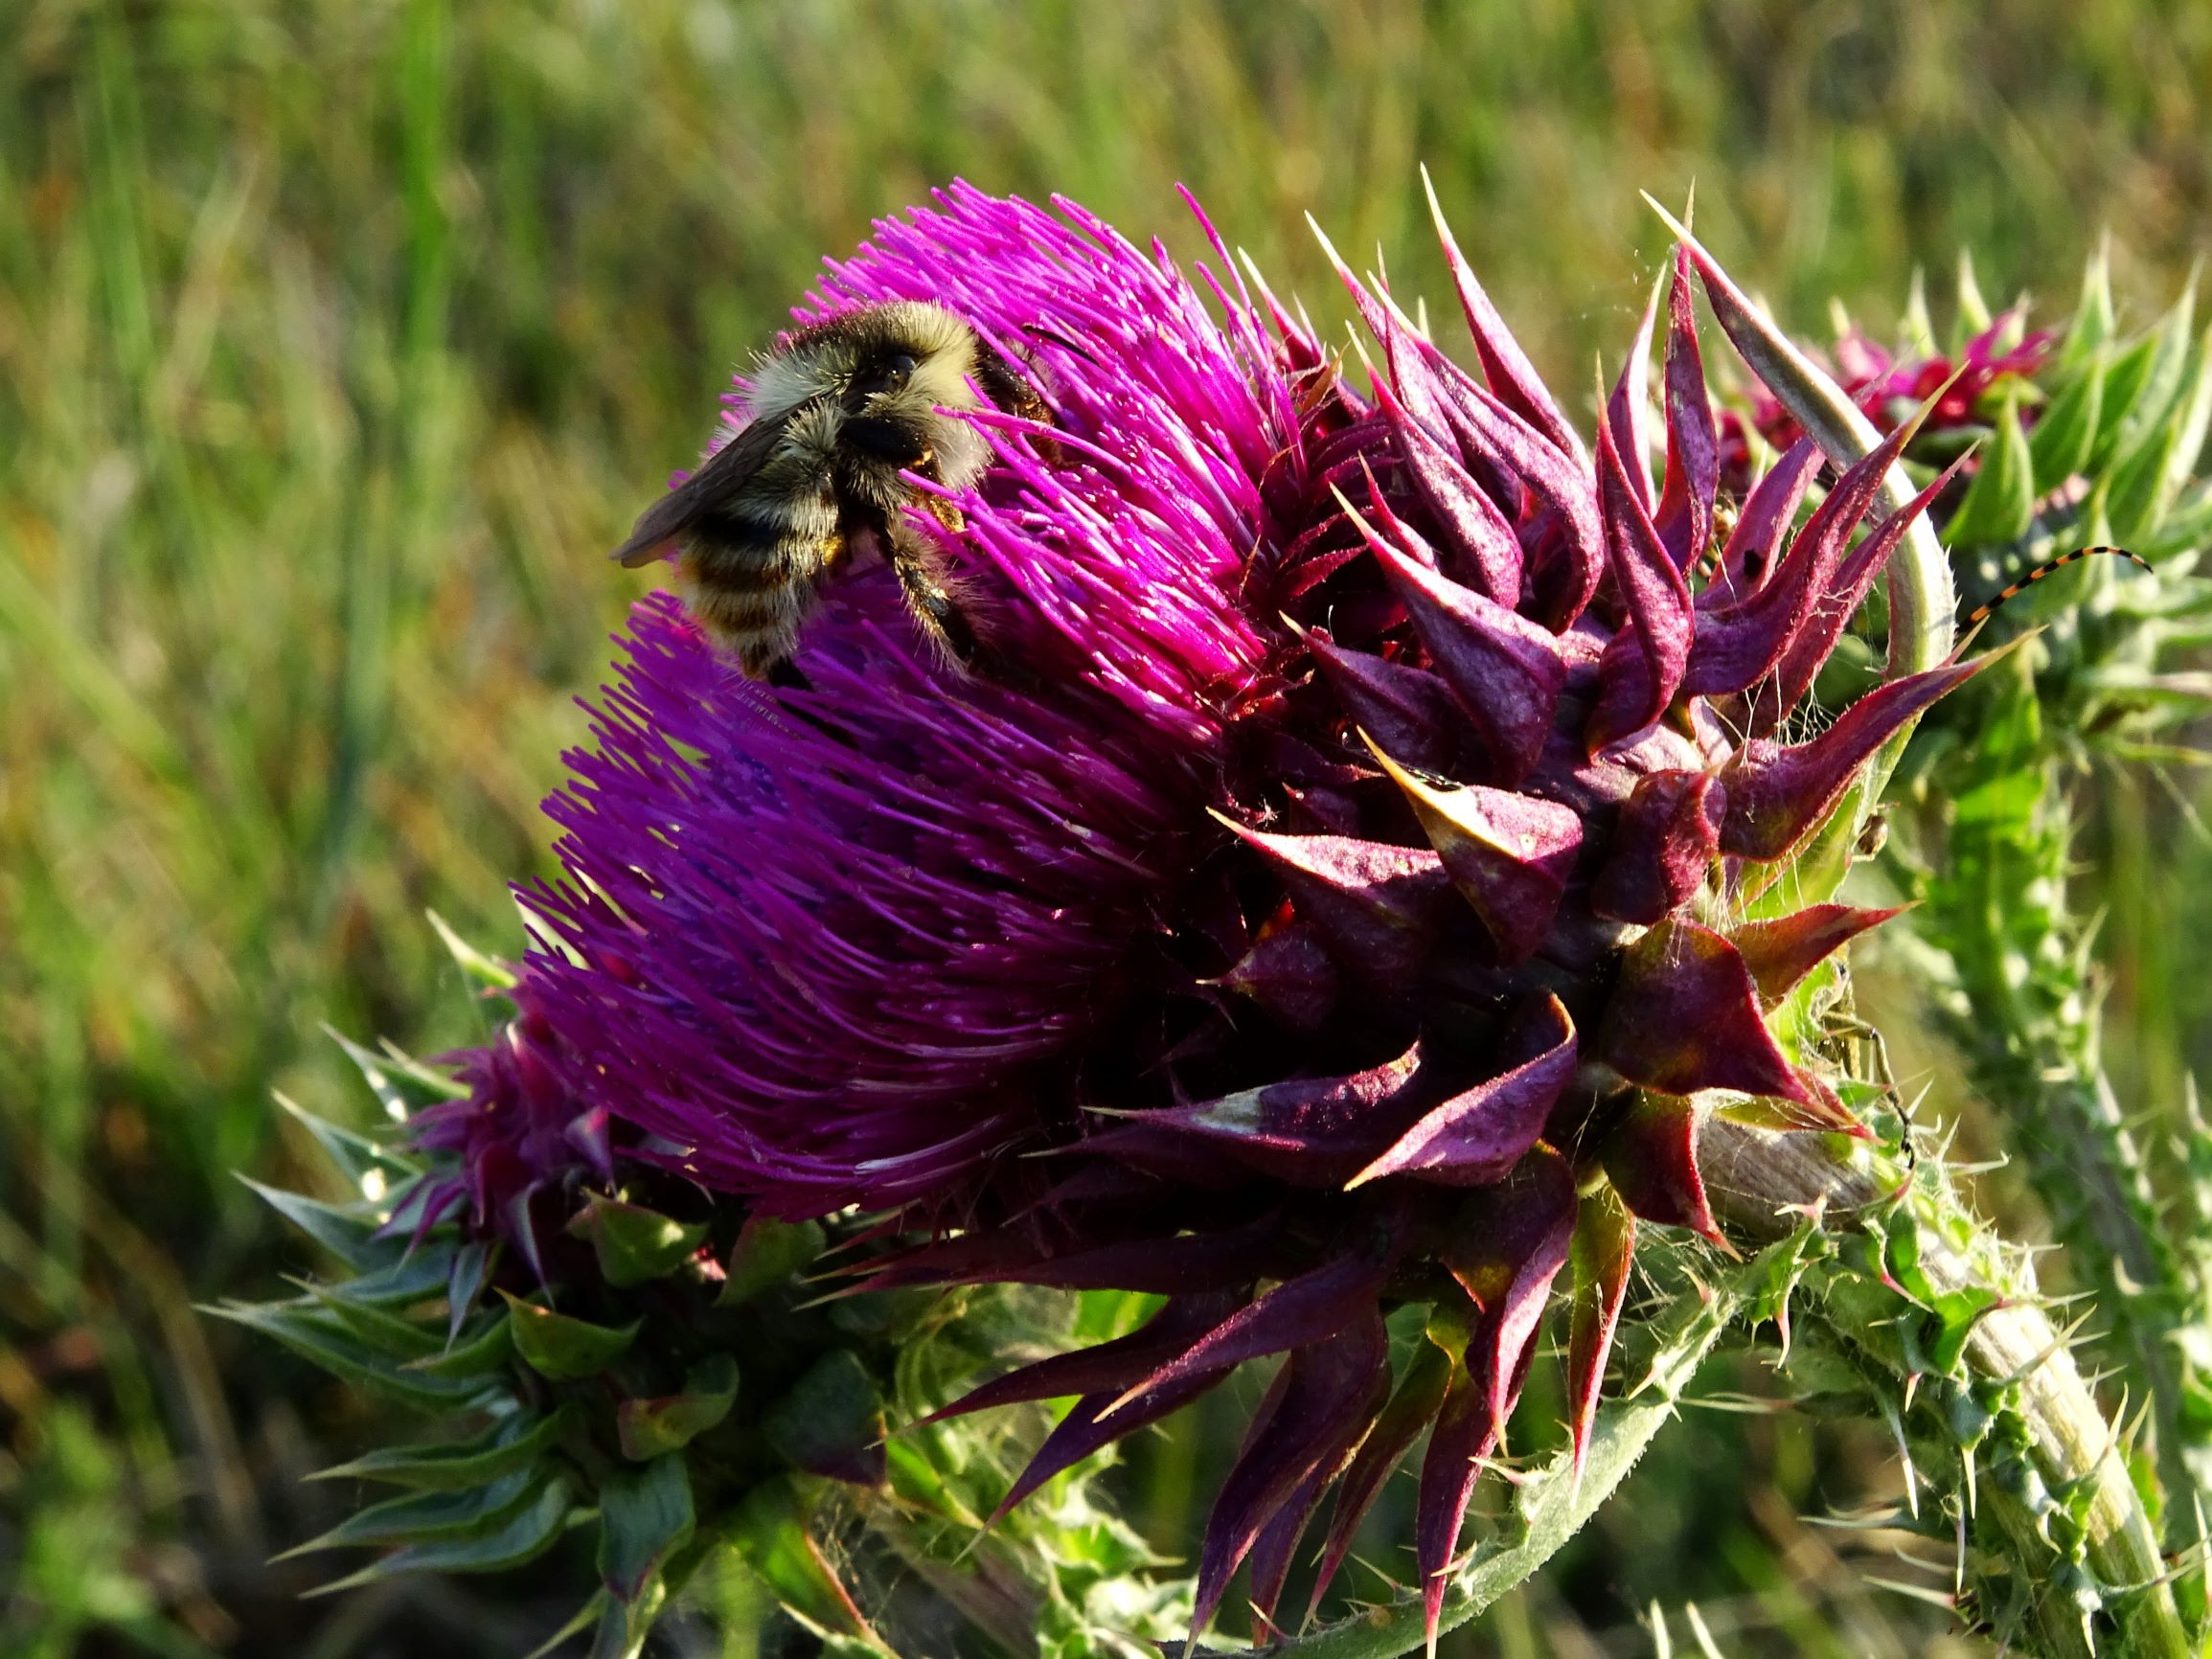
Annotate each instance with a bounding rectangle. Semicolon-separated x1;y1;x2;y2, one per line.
1906;650;2205;1540
1700;1119;2191;1659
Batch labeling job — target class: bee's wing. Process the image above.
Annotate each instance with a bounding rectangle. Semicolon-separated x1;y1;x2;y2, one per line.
611;415;791;567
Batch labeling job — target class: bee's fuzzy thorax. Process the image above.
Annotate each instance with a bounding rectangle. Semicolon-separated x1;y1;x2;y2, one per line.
741;349;841;427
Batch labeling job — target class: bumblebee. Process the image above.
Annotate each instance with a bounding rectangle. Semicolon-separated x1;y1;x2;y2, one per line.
613;301;1049;678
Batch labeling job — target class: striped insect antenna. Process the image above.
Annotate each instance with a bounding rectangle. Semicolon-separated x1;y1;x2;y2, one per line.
1961;545;2154;630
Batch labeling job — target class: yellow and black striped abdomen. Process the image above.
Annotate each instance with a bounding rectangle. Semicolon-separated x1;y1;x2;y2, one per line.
677;408;846;675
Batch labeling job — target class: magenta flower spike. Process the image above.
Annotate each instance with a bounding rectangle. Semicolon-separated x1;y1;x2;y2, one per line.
461;183;1991;1652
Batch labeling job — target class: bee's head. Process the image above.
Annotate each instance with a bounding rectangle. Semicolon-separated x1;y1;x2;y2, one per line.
841;301;981;413
833;302;999;482
749;301;1043;488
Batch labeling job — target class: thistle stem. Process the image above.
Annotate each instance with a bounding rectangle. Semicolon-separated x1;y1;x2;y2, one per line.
1700;1119;2191;1659
1909;650;2205;1538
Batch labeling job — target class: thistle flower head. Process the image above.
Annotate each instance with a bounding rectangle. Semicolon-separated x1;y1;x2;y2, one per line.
512;185;1984;1650
1825;310;2054;432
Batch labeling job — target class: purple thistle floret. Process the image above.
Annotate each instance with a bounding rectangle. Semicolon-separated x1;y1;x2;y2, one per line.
470;184;1988;1651
523;186;1288;1211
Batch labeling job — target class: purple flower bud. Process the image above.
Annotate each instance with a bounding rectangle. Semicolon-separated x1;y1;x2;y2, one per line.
409;994;613;1281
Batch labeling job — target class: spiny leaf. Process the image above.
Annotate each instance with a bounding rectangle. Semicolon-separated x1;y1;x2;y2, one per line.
567;1193;709;1288
305;1478;575;1595
311;1407;572;1489
726;1479;878;1646
324;1024;467;1123
235;1175;395;1272
287;1276;445;1360
2107;323;2212;544
405;1310;513;1379
591;1579;670;1659
273;1091;421;1193
599;1454;696;1603
1897;268;1937;357
2105;275;2200;466
331;1247;457;1308
276;1468;545;1557
2029;354;2106;491
718;1216;827;1307
1944;392;2033;548
523;1595;609;1659
446;1239;496;1342
2090;331;2164;474
1954;249;1994;341
764;1351;888;1487
203;1300;485;1412
1566;1184;1635;1473
428;908;520;990
2146;481;2212;558
617;1353;739;1462
2059;241;2117;371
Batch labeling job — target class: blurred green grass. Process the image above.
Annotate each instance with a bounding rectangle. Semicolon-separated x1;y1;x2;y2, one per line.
1;2;2207;1653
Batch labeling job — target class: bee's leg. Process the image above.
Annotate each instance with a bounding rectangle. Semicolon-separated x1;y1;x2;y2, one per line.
887;543;982;673
765;657;813;693
893;556;977;666
883;501;982;671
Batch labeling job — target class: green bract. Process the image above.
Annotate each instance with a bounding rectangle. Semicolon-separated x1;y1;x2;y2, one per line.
226;930;1182;1659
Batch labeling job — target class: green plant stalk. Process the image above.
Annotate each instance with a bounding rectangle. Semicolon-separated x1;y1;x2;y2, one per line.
1702;1118;2189;1659
1908;648;2209;1542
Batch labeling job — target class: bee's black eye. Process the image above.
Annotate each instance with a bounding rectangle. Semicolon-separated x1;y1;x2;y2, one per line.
854;352;919;397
